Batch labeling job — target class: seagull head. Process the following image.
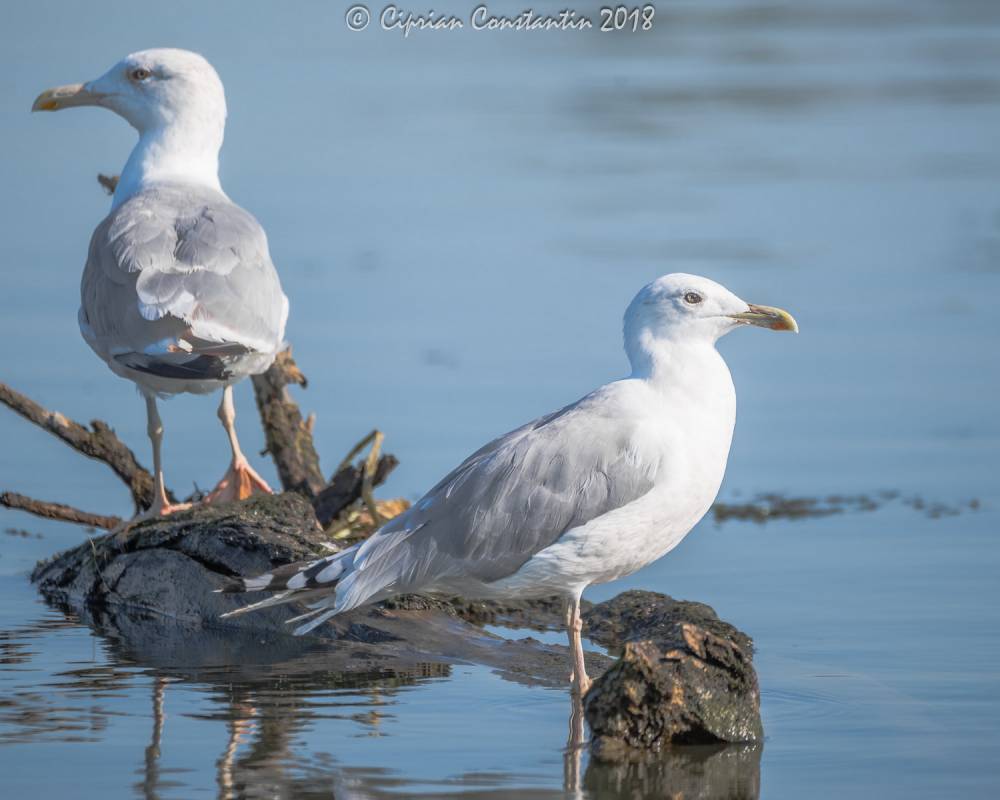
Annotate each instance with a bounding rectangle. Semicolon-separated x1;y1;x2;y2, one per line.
624;273;797;371
32;48;226;135
33;49;227;201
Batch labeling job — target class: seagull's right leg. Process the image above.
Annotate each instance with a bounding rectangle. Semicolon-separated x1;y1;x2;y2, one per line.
565;594;592;698
114;395;190;540
565;600;577;686
143;394;191;516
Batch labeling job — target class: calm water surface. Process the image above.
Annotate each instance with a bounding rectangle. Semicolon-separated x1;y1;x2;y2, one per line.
1;1;998;797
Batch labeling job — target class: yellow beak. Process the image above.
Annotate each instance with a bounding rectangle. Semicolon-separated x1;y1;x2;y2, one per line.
728;303;799;333
32;83;101;112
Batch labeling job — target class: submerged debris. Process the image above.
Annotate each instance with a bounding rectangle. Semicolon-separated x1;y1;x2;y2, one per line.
713;493;853;522
4;526;43;539
712;490;980;523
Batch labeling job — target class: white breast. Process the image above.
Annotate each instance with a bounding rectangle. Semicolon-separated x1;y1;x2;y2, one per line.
489;346;737;600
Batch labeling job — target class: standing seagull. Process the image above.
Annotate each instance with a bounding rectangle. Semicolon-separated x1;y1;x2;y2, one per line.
222;274;796;695
33;49;289;522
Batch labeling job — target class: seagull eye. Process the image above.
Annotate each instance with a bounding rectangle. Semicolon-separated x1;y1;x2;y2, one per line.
683;292;703;305
129;68;152;82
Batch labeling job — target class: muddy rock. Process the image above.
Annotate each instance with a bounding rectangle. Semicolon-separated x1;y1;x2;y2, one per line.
584;590;762;759
583;589;753;654
31;492;329;630
30;493;611;686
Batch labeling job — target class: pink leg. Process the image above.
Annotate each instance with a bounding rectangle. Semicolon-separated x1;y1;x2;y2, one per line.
565;594;592;697
115;395;190;540
205;386;273;504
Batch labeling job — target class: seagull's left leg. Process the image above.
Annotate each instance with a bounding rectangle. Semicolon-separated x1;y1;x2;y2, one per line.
205;386;273;503
565;593;592;697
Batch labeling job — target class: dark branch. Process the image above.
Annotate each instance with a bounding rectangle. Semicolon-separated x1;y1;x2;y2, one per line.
251;349;327;497
97;174;119;195
313;454;399;527
1;492;122;530
0;381;155;511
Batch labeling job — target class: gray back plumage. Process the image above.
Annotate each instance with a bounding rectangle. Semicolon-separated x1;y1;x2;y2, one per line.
334;384;660;611
79;183;288;382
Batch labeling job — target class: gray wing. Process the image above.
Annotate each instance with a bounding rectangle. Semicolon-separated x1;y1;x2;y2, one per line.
335;384;660;610
79;183;288;380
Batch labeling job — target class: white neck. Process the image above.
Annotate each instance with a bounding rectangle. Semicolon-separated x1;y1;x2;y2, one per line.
112;119;224;208
628;330;737;487
627;329;734;400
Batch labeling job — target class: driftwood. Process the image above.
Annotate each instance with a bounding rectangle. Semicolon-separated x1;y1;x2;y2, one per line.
1;491;122;530
250;351;399;524
314;451;399;526
250;349;326;496
97;173;119;195
2;349;400;531
0;381;156;512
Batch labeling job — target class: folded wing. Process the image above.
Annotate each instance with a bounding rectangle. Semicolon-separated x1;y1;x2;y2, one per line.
223;385;662;632
79;183;289;386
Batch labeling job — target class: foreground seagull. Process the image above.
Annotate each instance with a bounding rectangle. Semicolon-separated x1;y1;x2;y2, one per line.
222;274;796;695
33;49;288;522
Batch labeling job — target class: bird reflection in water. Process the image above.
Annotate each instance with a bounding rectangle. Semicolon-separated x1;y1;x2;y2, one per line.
564;693;587;796
134;680;759;799
140;677;166;800
11;603;759;799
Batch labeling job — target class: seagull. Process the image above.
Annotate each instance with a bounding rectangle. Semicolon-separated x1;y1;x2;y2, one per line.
221;274;797;695
33;49;289;523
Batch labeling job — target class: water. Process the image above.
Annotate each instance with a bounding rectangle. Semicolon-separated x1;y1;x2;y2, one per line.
1;0;999;796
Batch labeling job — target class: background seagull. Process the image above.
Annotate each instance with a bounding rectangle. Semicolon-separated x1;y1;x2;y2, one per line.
33;49;289;522
221;274;796;696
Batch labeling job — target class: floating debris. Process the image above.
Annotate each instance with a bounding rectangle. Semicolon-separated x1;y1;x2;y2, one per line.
713;491;981;524
4;527;43;539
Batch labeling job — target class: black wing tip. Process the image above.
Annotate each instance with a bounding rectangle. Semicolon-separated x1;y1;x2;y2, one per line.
215;575;249;593
115;353;234;381
215;555;345;598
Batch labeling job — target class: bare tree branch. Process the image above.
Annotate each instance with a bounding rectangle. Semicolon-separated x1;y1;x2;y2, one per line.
251;349;326;497
0;381;156;511
97;173;119;195
1;491;121;530
314;452;399;527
